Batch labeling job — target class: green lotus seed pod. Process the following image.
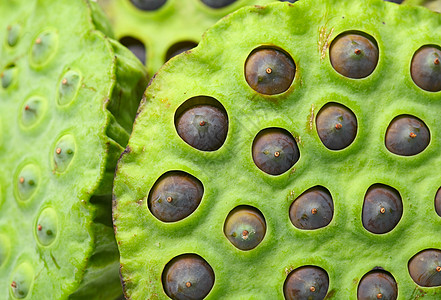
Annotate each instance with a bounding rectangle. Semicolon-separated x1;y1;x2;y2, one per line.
0;0;147;298
113;0;441;298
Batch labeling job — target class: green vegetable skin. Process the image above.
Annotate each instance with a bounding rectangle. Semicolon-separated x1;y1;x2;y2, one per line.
97;0;278;76
114;0;441;298
0;0;147;298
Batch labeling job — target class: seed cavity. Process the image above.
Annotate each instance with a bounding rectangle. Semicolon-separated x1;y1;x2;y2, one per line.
362;184;403;234
130;0;167;10
7;24;21;47
165;41;198;62
15;164;40;201
411;45;441;92
30;30;58;67
245;47;295;95
224;205;266;251
357;270;397;300
35;207;58;246
175;96;228;151
53;134;76;173
162;254;215;300
435;187;441;217
148;171;204;222
284;266;329;300
316;102;357;150
289;186;334;230
20;96;47;128
330;32;379;79
120;36;146;65
409;249;441;287
201;0;237;8
1;64;16;89
57;70;82;106
385;115;430;156
10;262;34;299
252;128;299;176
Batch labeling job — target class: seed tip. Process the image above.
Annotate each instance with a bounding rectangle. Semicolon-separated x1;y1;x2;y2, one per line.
35;38;41;44
335;123;343;130
186;282;192;288
409;132;417;138
56;147;62;154
354;49;361;55
37;224;42;231
266;67;272;74
377;293;383;299
274;151;280;157
310;286;316;292
199;120;206;126
166;196;173;203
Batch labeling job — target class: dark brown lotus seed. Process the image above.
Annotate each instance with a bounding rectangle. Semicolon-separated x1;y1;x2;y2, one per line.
162;254;215;300
357;270;398;300
362;184;402;234
289;186;334;230
316;102;357;150
224;206;266;251
411;46;441;92
409;249;441;287
330;33;378;79
120;36;146;65
385;115;430;156
435;188;441;217
201;0;236;8
130;0;167;10
165;41;198;62
284;266;329;300
252;128;299;176
175;99;228;151
148;171;203;222
245;48;295;95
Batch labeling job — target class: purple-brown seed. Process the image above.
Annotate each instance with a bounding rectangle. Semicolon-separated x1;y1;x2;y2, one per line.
357;270;398;300
411;46;441;92
409;249;441;287
284;266;329;300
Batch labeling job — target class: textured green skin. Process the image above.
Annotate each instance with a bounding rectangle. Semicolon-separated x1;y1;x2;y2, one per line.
114;0;441;298
0;0;147;299
405;0;441;12
97;0;278;77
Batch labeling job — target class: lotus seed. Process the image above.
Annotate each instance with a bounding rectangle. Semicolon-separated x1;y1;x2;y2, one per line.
385;115;430;156
411;45;441;92
201;0;237;8
130;0;167;10
165;41;198;62
252;128;299;175
289;186;334;230
162;254;215;300
245;47;295;95
148;171;204;222
57;70;81;106
15;164;40;201
316;102;357;150
20;96;46;128
284;266;329;300
53;135;76;173
10;262;33;299
35;207;58;246
330;32;379;78
1;65;16;89
362;184;403;234
7;24;20;47
224;206;266;250
357;270;397;300
120;36;146;65
409;249;441;287
30;30;58;66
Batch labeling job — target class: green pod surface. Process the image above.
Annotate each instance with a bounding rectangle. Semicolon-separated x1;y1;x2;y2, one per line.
114;0;441;298
0;0;147;299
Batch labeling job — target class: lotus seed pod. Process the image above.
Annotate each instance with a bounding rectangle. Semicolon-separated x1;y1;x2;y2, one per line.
357;269;398;300
113;0;441;298
0;0;147;298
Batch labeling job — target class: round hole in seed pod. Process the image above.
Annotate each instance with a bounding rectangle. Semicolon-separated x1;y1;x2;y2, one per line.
357;269;398;300
201;0;237;8
316;102;357;150
362;184;402;234
1;64;16;89
385;114;430;156
165;41;198;62
7;24;21;47
330;31;378;79
30;29;58;67
252;128;299;176
35;207;58;246
10;262;34;299
119;36;146;65
245;47;295;95
162;254;215;300
435;187;441;217
130;0;167;11
148;171;204;222
223;205;266;251
15;164;40;201
409;249;441;287
411;45;441;92
53;134;76;173
289;186;334;230
175;96;228;151
57;70;82;106
284;266;329;300
20;96;47;128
